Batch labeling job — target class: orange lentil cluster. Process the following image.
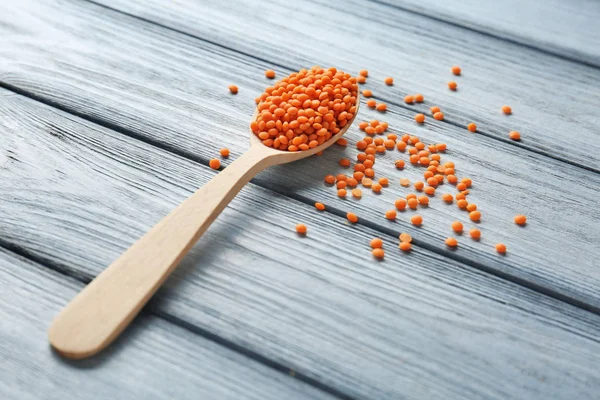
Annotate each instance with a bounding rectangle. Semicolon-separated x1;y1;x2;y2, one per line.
250;66;358;151
227;65;528;258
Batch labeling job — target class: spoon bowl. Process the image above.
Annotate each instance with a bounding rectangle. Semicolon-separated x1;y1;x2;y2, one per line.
248;93;360;164
48;90;360;359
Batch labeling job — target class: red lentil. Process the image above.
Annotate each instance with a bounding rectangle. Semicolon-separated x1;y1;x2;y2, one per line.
379;177;389;186
415;113;425;123
346;177;358;187
509;131;521;140
370;238;383;248
399;242;412;252
470;228;481;240
362;89;372;97
442;193;453;203
385;209;397;220
424;186;436;196
372;248;385;259
433;112;444;121
451;66;461;75
445;237;458;247
376;103;387;112
315;202;325;211
324;175;336;184
372;182;383;192
430;106;441;114
395;198;407;210
514;215;527;225
352;188;362;198
414;94;424;103
467;123;477;132
448;81;457;90
502;105;512;115
367;99;376;108
411;215;423;226
495;243;507;254
469;211;482;221
265;70;276;79
347;212;358;223
451;221;463;233
384;77;394;85
228;84;238;94
219;148;230;157
296;224;307;234
404;95;414;104
337;188;347;197
359;70;368;77
209;158;221;169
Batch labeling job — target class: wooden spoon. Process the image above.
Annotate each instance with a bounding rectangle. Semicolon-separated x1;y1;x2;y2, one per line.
48;97;360;359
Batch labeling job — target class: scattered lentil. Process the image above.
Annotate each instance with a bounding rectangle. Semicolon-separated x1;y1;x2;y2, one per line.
209;158;221;169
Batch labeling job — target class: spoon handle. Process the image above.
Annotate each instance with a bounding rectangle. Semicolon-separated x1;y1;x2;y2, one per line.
49;147;271;359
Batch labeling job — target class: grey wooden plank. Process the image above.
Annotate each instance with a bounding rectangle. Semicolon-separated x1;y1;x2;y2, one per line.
376;0;600;67
90;0;600;168
1;0;599;307
0;248;333;400
2;90;600;399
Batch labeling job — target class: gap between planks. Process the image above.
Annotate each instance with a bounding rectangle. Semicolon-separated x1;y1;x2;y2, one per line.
83;0;600;176
3;82;600;320
0;235;359;400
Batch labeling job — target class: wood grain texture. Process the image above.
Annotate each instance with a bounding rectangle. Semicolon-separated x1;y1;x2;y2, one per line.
376;0;600;67
90;0;600;168
2;90;600;399
1;0;599;307
0;248;334;400
49;108;358;359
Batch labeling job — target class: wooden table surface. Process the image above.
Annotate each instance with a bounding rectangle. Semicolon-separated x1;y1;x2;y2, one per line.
1;0;599;398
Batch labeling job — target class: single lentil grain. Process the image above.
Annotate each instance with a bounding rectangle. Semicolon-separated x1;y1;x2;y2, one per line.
514;215;527;225
411;215;423;226
315;202;325;211
451;66;461;75
467;123;477;132
372;248;385;259
395;198;407;210
296;224;307;234
347;212;358;223
470;228;481;240
370;238;383;248
209;159;221;169
385;209;397;220
496;243;507;253
451;221;463;233
228;85;238;94
469;210;482;221
445;237;458;247
399;242;412;252
415;113;425;123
